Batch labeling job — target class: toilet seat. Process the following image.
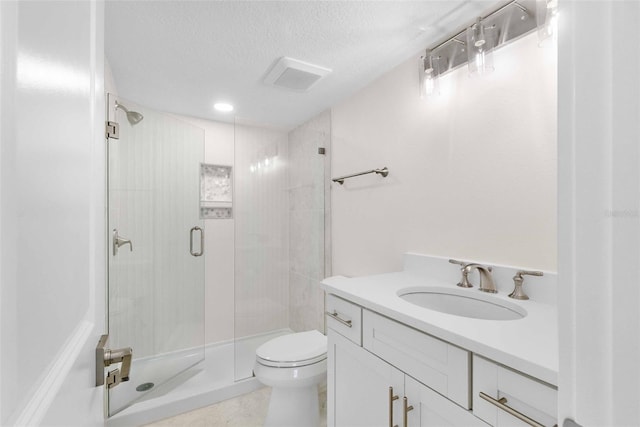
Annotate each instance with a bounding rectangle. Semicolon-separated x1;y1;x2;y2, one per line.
256;330;327;368
256;353;326;368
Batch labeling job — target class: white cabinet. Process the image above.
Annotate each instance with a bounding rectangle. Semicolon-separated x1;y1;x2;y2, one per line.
328;330;485;427
363;310;471;409
473;356;557;427
328;330;403;427
326;294;557;427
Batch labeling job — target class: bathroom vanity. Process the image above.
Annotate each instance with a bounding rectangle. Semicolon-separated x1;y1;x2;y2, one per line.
321;254;558;427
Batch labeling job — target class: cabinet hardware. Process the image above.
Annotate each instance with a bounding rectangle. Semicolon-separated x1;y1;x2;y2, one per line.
389;386;399;427
325;310;352;328
479;392;546;427
403;396;414;427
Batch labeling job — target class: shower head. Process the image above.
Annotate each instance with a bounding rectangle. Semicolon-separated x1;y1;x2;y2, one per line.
115;101;144;125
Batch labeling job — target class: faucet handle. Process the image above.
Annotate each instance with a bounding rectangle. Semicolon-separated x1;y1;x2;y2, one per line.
449;259;467;267
509;270;544;300
449;259;473;288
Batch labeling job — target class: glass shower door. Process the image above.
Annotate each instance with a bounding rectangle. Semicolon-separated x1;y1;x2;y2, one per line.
233;115;328;380
107;94;205;416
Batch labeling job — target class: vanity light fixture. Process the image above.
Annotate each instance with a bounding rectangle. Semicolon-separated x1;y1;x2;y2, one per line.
418;0;547;97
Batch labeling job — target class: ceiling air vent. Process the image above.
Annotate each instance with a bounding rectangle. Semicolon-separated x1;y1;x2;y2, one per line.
263;57;331;92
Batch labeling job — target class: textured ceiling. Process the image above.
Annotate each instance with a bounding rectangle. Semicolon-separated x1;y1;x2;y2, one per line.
105;1;493;130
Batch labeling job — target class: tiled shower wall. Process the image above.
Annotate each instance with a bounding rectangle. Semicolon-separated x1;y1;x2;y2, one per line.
234;124;290;339
287;110;331;333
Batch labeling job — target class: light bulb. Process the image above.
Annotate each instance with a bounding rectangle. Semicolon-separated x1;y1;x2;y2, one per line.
475;52;485;71
424;72;436;96
420;54;440;98
467;17;494;76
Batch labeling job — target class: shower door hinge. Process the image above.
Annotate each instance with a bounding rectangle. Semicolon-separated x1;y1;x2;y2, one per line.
96;334;133;388
106;121;120;140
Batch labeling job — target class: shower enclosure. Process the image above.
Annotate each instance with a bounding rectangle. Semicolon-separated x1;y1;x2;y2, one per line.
105;94;329;422
106;95;205;416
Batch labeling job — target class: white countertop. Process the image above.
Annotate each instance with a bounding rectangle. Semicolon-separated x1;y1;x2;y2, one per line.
321;255;559;386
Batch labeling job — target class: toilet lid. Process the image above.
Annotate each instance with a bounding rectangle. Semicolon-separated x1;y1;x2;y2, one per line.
256;330;327;367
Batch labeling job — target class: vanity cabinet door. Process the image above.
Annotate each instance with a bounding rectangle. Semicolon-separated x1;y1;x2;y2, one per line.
404;376;488;427
328;329;404;427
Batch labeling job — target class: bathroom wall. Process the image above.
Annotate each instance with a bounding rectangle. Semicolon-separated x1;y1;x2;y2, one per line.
2;2;106;423
287;110;331;333
331;32;557;276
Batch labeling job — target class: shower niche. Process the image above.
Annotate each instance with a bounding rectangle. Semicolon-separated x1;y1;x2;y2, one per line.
200;163;233;219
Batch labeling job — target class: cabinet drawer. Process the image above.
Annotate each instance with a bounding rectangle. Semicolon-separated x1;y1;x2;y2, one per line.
473;355;557;426
362;310;471;409
326;294;362;346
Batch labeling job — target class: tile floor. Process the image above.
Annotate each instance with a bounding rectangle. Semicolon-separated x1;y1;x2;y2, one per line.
144;386;327;427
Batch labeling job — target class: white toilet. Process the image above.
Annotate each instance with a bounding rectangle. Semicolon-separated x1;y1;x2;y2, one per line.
254;330;327;427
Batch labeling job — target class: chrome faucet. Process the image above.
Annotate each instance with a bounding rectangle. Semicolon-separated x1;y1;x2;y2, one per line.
450;259;497;293
465;264;497;293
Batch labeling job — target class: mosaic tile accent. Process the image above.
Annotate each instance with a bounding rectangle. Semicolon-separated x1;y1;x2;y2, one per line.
200;206;233;219
200;164;232;219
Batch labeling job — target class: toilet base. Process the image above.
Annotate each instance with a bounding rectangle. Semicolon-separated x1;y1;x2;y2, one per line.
264;384;320;427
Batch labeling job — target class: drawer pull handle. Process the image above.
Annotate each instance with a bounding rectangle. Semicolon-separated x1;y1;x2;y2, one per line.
403;396;414;427
479;392;546;427
326;310;352;328
389;386;399;427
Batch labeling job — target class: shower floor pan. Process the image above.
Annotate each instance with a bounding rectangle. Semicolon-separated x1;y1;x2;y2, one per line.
106;329;290;427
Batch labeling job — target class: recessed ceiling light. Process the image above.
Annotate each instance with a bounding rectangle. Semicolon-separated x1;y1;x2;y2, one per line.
214;102;234;113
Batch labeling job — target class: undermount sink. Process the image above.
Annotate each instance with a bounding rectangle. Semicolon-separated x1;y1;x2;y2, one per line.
398;287;526;321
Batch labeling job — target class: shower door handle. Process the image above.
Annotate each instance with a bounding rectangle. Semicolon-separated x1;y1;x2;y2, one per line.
190;226;204;257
